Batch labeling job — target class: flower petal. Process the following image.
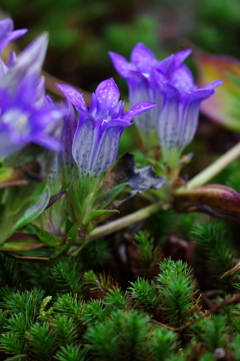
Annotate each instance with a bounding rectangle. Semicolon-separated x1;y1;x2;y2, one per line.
108;51;135;78
72;114;95;174
95;78;120;118
173;49;192;68
177;89;216;149
90;125;124;175
56;84;87;111
130;42;156;73
158;83;181;149
2;34;48;92
59;100;77;173
123;102;156;122
170;64;195;93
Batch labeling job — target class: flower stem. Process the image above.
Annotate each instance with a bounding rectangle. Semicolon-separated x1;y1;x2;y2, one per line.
87;201;163;241
178;142;240;191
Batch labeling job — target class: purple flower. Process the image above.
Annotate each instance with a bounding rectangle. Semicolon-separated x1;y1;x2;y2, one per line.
57;78;155;177
109;43;222;160
0;18;27;51
0;34;65;157
0;76;64;157
156;79;222;167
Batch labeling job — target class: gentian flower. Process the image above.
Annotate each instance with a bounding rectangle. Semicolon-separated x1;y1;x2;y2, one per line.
0;18;27;51
57;78;155;178
0;33;65;158
109;43;222;166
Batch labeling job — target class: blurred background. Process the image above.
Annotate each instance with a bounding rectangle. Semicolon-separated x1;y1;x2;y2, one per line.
1;0;240;96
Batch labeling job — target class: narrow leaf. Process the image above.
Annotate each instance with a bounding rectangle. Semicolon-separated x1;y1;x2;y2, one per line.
31;224;62;247
13;186;50;231
83;209;119;225
94;183;128;210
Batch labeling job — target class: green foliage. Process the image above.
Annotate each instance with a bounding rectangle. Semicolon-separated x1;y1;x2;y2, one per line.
157;259;198;327
0;331;25;357
104;288;128;310
85;310;150;361
83;270;115;298
1;288;44;319
53;293;82;320
128;278;160;317
55;345;87;361
26;322;56;360
134;231;162;278
79;238;111;269
85;320;119;361
150;327;177;361
52;314;78;346
0;253;22;288
81;299;109;326
147;208;175;245
51;256;83;294
21;263;53;294
192;219;237;284
231;333;240;360
190;315;227;351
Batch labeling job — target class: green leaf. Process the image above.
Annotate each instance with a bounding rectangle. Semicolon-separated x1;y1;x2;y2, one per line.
94;183;128;210
31;225;62;247
83;209;119;225
13;186;50;232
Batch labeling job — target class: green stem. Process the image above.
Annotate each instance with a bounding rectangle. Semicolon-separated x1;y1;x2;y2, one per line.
177;142;240;192
86;201;163;242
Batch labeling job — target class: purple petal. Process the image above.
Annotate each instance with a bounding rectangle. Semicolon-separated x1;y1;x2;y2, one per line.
156;54;175;74
158;84;181;149
169;64;195;93
33;134;62;151
130;43;156;73
56;84;87;111
203;80;224;90
109;51;135;78
72;115;95;174
95;78;120;117
0;29;28;51
177;89;216;149
153;68;168;85
0;19;13;37
0;57;8;78
2;34;48;92
90;125;123;175
59;100;77;172
123;102;156;121
7;51;17;67
173;49;192;68
127;71;150;105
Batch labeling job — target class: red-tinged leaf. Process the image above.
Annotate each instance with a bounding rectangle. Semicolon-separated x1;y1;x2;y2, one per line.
174;184;240;219
2;251;50;264
45;190;65;210
195;53;240;130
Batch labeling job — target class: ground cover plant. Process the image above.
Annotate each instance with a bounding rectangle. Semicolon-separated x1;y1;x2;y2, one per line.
1;11;240;360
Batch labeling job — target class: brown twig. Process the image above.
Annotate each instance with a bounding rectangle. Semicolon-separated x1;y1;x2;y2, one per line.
150;294;240;332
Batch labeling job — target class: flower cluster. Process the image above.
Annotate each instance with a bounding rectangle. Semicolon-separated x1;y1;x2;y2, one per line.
109;43;222;167
0;19;64;158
